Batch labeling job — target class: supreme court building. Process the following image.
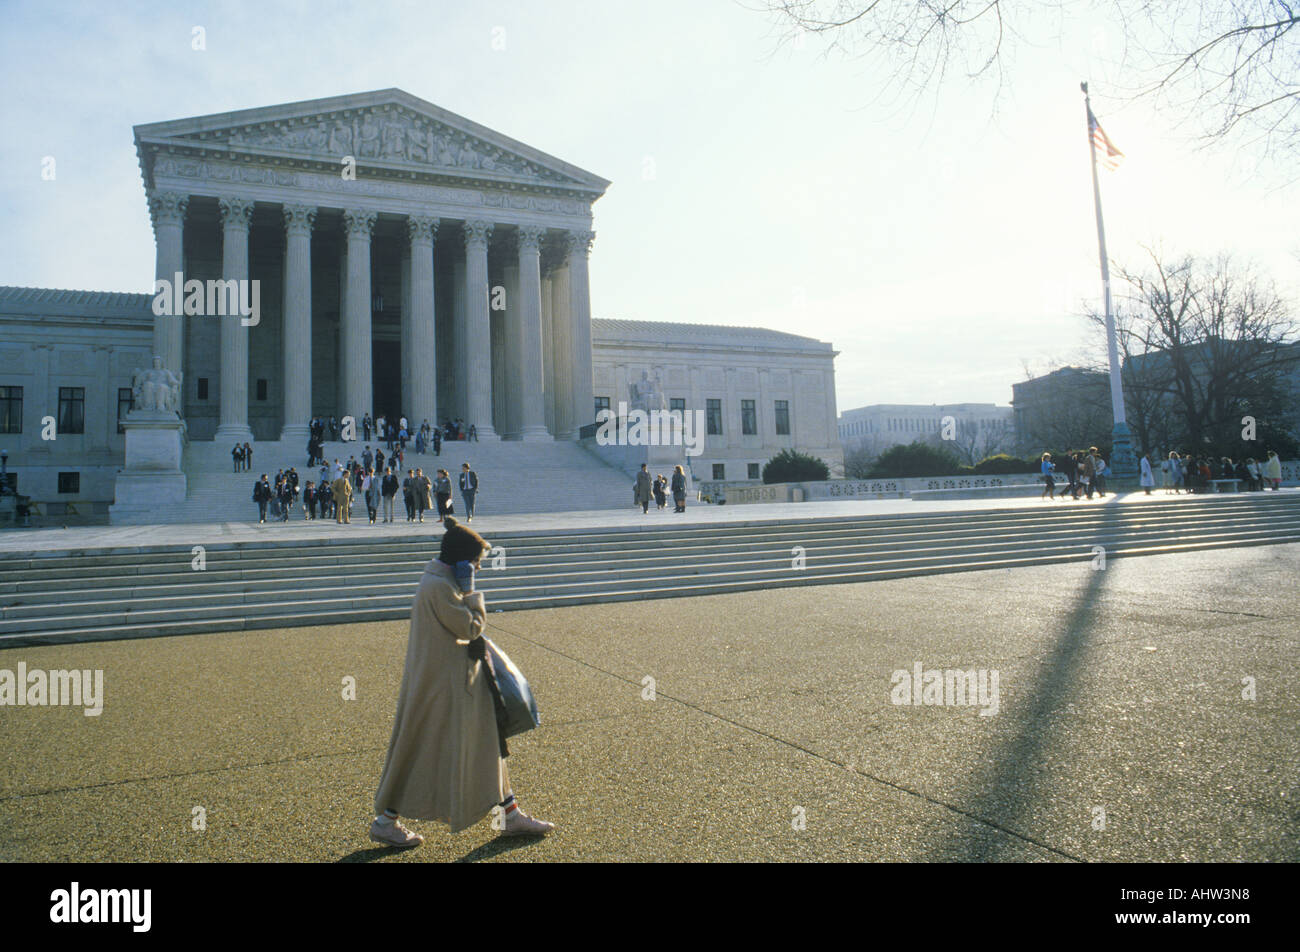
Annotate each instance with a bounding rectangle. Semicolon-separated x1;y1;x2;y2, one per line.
140;88;604;444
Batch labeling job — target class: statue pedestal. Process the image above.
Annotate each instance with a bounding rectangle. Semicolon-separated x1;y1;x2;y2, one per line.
109;411;187;525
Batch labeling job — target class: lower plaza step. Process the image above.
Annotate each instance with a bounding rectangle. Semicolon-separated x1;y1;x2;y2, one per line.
2;493;1298;645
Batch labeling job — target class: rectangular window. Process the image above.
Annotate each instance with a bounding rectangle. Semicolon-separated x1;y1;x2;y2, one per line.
747;463;760;480
706;398;723;435
0;385;22;434
57;471;80;495
775;400;790;436
669;397;685;414
197;377;209;400
595;396;610;416
741;399;757;435
117;388;134;433
712;463;725;480
256;379;269;401
57;387;85;435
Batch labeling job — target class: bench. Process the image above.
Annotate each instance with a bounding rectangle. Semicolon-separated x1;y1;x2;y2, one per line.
1207;479;1241;493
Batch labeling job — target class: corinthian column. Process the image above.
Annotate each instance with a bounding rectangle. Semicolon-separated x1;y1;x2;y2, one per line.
407;215;439;430
516;225;550;440
280;203;316;442
565;229;596;440
149;191;188;378
215;195;255;443
462;219;497;439
341;208;377;431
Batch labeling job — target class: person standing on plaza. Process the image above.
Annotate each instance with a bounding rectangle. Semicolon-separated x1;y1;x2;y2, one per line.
1039;453;1056;500
1080;451;1096;500
332;471;354;524
458;462;479;522
402;468;416;522
1139;453;1155;495
361;468;378;524
1090;448;1108;497
635;463;652;513
414;468;433;523
432;427;442;457
467;423;478;443
382;467;399;523
319;479;333;520
435;468;453;522
277;478;293;522
1245;457;1262;491
304;480;317;520
232;443;242;473
242;442;253;473
653;473;667;510
671;464;687;513
1264;450;1282;490
368;517;553;849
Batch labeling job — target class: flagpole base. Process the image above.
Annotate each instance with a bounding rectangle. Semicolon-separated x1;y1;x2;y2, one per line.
1109;421;1139;483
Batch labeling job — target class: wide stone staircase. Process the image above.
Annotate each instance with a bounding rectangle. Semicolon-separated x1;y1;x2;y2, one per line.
3;493;1298;646
182;437;635;520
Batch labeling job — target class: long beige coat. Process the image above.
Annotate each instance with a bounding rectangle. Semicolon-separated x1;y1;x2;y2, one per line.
373;560;509;831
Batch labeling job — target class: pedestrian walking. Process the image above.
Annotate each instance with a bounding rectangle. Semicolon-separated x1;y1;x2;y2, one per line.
1040;453;1056;499
332;472;353;524
304;481;317;520
653;474;667;510
243;442;253;473
232;443;243;473
368;517;553;849
634;463;652;513
414;468;433;523
435;468;453;522
253;474;272;524
364;468;380;524
458;462;479;522
382;468;399;522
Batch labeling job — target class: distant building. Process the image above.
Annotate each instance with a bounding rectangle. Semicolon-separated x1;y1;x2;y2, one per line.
1010;367;1111;453
837;402;1014;464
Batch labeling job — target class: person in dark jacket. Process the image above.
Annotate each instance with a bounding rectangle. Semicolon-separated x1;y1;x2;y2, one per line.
381;469;400;522
670;465;687;513
402;468;416;522
253;474;273;523
653;474;667;510
458;463;479;522
304;481;317;520
634;464;652;513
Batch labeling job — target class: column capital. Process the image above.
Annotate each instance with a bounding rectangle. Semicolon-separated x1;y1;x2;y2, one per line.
516;224;545;254
565;229;596;259
342;207;378;238
407;214;438;245
463;219;494;249
282;203;318;236
149;191;188;229
218;195;256;231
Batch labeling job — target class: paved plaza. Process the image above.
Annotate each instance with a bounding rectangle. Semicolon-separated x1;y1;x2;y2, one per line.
1;539;1295;862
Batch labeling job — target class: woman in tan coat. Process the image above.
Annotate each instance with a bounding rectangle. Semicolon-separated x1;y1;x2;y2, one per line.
369;518;553;847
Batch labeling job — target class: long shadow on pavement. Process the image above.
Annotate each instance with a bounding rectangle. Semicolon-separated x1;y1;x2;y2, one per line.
926;503;1123;861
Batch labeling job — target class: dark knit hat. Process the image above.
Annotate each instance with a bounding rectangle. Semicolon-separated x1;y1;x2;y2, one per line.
439;516;489;565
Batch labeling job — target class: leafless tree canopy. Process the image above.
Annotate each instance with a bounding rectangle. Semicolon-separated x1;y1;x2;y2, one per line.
1096;248;1300;451
757;0;1300;158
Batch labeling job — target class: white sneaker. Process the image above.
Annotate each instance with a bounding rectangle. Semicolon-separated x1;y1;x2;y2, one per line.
502;809;554;836
369;817;423;849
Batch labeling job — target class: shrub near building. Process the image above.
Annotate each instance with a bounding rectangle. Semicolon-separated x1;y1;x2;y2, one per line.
762;449;830;484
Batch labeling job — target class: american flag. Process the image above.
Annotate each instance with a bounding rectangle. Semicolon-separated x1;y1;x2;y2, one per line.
1088;108;1124;171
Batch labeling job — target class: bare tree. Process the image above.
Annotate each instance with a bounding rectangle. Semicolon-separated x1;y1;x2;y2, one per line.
756;1;1300;160
1101;248;1300;452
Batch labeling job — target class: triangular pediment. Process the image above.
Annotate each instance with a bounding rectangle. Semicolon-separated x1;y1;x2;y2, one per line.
134;88;609;196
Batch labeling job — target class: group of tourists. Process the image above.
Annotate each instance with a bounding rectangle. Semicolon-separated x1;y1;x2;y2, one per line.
253;456;482;526
1150;450;1283;494
1039;447;1285;499
633;464;690;513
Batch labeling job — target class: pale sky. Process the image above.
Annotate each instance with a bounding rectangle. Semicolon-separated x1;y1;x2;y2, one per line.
2;0;1295;412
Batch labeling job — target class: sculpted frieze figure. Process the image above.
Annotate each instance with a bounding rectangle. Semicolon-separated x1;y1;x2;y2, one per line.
131;356;183;414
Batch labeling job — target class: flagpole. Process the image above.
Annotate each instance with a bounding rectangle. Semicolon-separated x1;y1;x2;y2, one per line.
1081;80;1137;481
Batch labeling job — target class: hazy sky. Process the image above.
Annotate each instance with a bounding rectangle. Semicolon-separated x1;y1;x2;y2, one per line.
2;0;1295;412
